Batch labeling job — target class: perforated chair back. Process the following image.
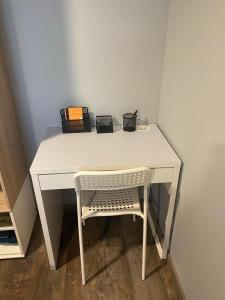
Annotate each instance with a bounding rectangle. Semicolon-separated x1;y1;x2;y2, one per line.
74;167;150;192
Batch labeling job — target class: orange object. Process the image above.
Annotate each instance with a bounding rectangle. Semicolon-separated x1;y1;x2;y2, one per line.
68;107;83;120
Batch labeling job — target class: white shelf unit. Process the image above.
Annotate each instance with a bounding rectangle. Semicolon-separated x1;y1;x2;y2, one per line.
0;213;21;258
0;176;37;259
0;43;37;260
0;225;14;232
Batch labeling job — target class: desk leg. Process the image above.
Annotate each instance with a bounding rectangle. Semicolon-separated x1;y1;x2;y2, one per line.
31;175;63;270
162;166;180;259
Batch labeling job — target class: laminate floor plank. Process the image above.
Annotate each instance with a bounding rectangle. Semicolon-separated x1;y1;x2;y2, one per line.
0;214;183;300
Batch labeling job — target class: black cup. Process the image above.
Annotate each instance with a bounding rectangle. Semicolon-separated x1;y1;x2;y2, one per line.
123;113;137;132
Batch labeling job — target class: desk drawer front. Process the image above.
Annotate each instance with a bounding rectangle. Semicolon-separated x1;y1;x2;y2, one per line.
151;168;173;184
39;168;174;191
39;173;74;190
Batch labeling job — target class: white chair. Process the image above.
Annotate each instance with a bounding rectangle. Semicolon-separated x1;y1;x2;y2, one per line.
74;167;150;285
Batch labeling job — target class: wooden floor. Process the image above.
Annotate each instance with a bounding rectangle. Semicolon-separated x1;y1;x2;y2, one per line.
0;214;183;300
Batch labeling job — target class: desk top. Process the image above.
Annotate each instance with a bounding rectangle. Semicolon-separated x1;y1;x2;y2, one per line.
30;124;181;175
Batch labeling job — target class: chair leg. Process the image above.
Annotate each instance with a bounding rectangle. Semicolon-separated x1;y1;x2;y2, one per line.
78;218;86;285
133;215;136;222
142;215;147;280
82;219;86;226
142;185;148;280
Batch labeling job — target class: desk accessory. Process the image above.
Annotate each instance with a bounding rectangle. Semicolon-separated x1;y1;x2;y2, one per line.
60;107;91;133
0;231;17;244
123;110;137;132
96;115;113;133
67;107;83;120
137;125;150;132
0;213;12;227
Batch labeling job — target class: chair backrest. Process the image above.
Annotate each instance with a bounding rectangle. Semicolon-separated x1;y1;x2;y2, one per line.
74;167;150;192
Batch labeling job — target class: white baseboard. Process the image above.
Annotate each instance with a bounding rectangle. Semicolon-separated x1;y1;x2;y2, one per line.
168;254;186;300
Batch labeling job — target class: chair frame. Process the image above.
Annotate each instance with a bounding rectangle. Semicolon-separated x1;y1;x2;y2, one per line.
74;167;150;285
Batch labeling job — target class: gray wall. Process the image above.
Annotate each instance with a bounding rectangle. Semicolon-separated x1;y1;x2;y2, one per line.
158;1;225;299
0;0;169;162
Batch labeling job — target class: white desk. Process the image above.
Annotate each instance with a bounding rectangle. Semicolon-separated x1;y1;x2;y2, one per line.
30;124;181;270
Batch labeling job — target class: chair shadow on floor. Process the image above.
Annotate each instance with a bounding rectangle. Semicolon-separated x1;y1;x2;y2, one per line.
86;251;125;284
145;261;167;279
57;212;163;284
57;214;125;267
57;213;113;268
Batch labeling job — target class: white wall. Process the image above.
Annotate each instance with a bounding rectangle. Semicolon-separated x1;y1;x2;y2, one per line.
0;0;169;162
158;1;225;299
2;1;225;298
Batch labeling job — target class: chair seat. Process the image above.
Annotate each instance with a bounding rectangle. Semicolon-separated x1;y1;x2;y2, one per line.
81;188;143;220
